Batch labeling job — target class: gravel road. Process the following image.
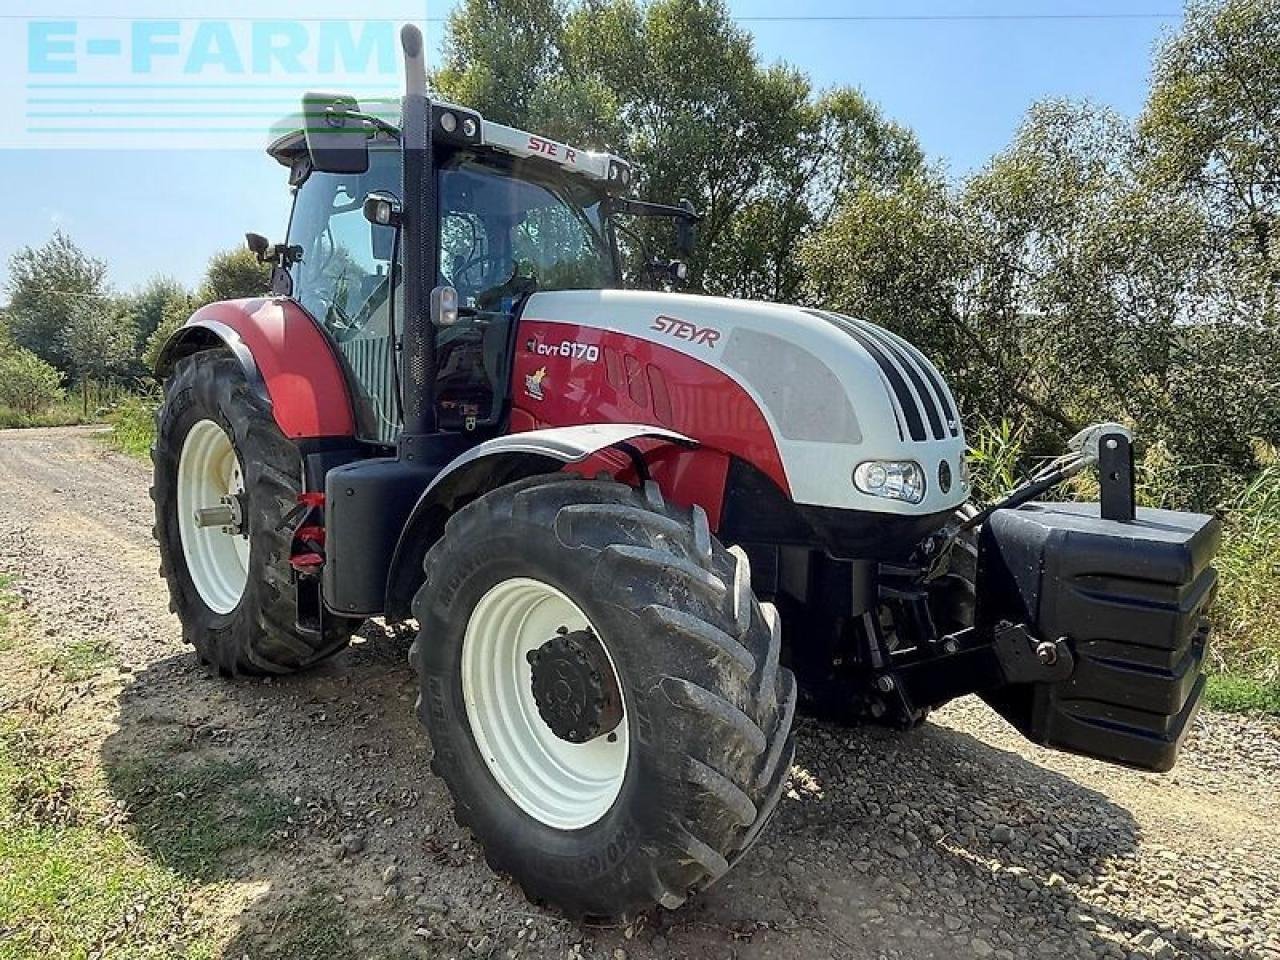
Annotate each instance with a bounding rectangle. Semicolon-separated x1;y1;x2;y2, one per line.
1;425;1277;960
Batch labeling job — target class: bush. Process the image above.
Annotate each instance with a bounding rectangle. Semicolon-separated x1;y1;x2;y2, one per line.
108;393;159;459
0;401;91;430
0;346;64;417
1211;455;1280;682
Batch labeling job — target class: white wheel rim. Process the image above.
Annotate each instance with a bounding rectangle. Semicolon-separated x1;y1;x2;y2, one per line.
177;419;249;615
462;577;629;830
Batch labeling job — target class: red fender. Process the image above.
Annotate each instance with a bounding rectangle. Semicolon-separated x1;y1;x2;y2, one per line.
160;298;356;440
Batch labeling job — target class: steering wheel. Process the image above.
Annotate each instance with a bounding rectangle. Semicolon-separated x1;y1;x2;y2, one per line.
450;253;508;293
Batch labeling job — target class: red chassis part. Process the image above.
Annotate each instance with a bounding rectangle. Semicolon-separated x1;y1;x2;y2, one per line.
510;320;790;528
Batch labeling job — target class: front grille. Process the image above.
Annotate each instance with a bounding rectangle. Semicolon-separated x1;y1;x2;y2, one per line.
807;310;959;442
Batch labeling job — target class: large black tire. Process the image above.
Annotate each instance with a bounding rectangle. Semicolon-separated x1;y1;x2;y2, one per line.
411;475;797;919
152;351;360;675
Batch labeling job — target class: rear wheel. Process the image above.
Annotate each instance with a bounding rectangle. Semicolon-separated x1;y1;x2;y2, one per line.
412;475;796;919
152;351;360;675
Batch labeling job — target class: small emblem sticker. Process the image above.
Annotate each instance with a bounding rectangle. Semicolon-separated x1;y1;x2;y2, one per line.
524;366;548;401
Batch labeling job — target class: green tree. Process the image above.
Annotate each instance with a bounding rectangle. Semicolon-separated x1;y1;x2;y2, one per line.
142;290;196;372
435;0;921;301
62;301;137;415
139;247;265;374
4;231;110;372
802;102;1170;438
120;276;188;352
1141;0;1280;323
196;247;270;306
804;87;1279;504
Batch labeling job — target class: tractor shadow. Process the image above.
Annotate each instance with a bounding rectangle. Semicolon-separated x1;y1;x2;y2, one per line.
686;715;1252;960
102;634;1248;960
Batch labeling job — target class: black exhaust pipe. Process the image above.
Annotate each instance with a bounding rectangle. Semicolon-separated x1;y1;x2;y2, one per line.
398;24;437;441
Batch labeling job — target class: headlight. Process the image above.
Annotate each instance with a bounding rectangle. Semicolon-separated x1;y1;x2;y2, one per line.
853;460;926;504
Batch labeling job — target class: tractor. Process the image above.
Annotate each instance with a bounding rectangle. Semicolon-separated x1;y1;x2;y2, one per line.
152;26;1221;919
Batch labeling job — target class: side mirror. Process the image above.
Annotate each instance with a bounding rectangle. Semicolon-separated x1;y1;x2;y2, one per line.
302;92;370;175
676;198;698;257
245;232;271;262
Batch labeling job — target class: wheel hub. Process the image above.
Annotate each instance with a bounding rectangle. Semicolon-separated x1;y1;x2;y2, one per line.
526;628;623;743
462;578;629;829
193;492;246;535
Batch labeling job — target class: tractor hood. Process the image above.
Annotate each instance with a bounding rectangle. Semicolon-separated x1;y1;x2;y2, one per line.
521;289;969;516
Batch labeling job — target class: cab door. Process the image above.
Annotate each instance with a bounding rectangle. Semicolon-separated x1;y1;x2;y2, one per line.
287;147;403;445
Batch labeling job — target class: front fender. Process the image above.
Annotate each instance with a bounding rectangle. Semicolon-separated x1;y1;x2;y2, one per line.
384;424;695;619
155;298;356;440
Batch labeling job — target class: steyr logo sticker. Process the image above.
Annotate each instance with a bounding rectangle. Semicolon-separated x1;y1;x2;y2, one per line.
524;367;548;401
651;315;720;348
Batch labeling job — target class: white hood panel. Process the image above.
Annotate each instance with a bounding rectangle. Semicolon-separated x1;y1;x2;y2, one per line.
522;289;968;515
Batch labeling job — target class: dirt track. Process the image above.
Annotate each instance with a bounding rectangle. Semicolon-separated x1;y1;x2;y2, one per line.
1;425;1277;960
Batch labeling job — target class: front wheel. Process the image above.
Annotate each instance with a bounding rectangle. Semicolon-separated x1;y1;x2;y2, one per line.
152;351;361;675
412;476;796;919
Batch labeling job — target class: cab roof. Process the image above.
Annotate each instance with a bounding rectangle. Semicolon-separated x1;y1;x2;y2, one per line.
267;95;634;192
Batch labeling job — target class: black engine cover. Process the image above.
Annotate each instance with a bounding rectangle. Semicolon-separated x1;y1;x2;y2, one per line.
977;501;1220;772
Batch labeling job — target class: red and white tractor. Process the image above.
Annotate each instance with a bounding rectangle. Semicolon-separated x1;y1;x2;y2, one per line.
153;26;1220;919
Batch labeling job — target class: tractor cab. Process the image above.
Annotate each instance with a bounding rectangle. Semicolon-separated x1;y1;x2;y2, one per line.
263;99;650;446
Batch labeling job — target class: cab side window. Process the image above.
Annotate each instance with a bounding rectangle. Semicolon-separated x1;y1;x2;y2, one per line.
289;150;400;342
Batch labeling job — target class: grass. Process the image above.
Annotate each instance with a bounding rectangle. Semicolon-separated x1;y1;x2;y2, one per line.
0;572;292;957
261;888;353;960
108;394;158;460
0;710;220;960
107;758;291;881
0;573;115;681
0;400;97;431
968;424;1280;706
1208;459;1280;686
34;636;116;683
0;390;158;460
1205;673;1280;715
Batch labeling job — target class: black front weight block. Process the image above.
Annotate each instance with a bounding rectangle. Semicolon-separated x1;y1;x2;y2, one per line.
975;501;1220;772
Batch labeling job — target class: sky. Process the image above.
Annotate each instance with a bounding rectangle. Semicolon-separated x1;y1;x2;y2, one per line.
0;1;1183;294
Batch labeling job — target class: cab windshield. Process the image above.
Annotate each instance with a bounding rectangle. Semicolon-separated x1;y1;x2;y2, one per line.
439;154;617;308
